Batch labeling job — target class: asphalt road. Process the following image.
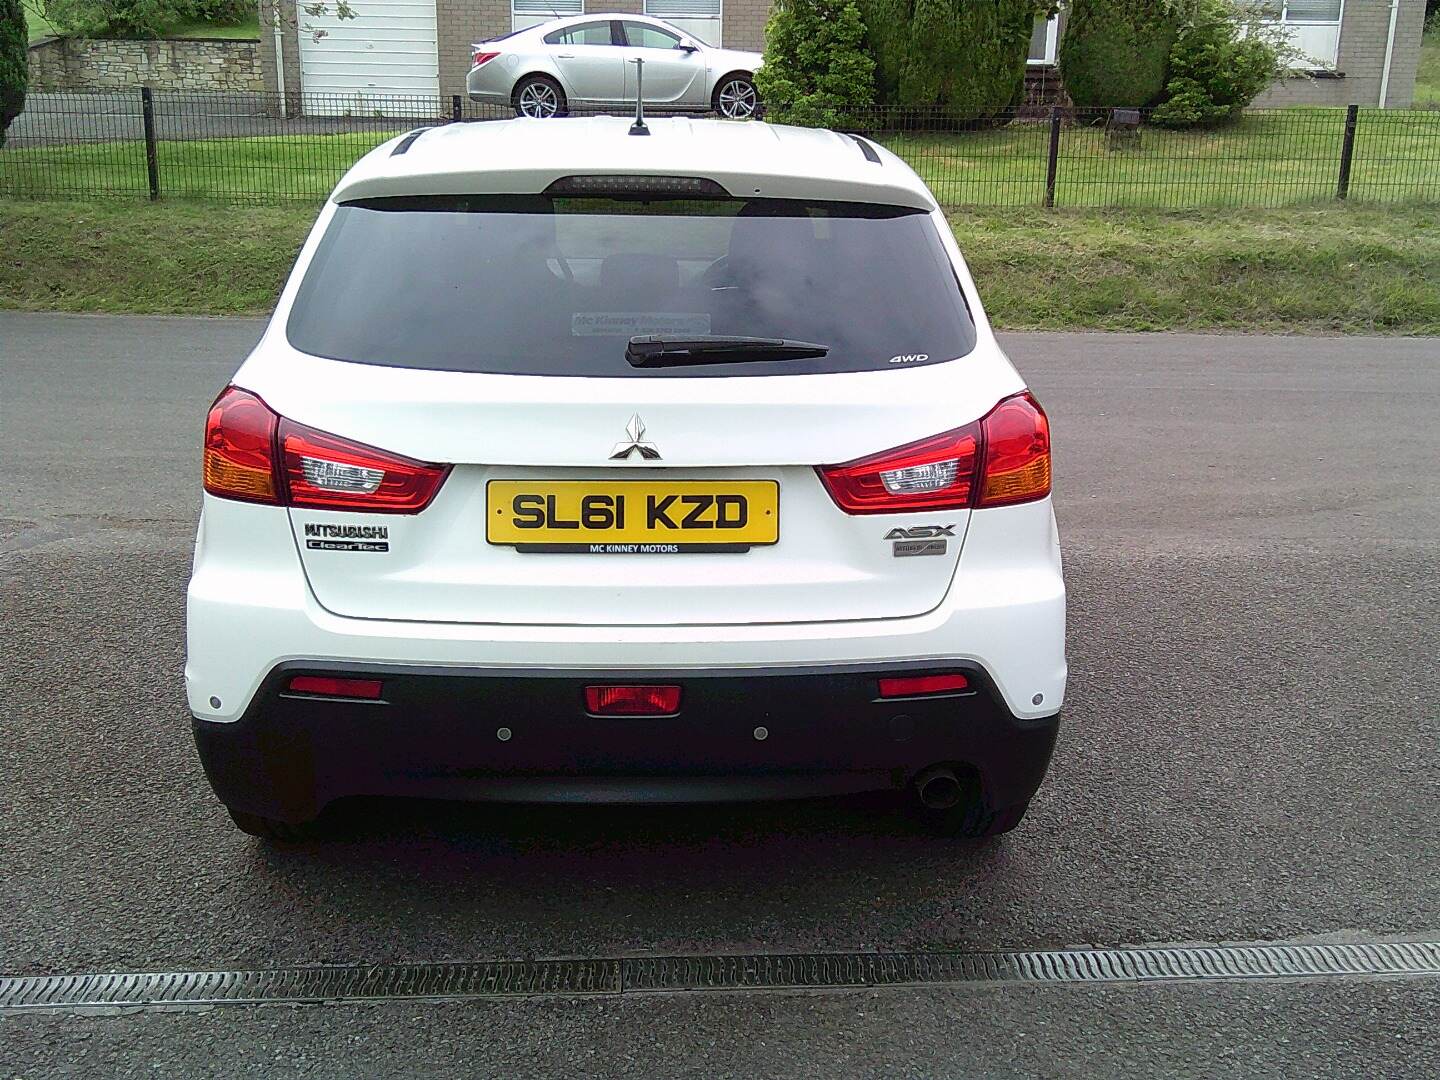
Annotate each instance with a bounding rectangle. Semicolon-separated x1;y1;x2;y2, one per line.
2;314;1438;1076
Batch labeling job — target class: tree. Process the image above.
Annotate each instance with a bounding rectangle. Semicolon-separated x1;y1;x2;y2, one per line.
754;0;876;126
33;0;355;42
859;0;1047;119
38;0;189;39
0;0;25;149
1059;0;1183;109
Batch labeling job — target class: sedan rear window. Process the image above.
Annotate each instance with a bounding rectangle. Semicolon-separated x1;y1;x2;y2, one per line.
286;194;976;378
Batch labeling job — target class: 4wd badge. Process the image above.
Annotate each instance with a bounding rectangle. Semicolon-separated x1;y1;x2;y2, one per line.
885;524;954;557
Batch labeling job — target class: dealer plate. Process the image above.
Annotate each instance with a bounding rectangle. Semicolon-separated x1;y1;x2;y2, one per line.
487;480;779;553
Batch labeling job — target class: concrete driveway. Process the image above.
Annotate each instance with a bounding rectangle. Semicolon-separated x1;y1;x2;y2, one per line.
2;314;1437;1076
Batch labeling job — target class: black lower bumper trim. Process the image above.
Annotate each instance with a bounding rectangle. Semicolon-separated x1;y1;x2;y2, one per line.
192;661;1059;822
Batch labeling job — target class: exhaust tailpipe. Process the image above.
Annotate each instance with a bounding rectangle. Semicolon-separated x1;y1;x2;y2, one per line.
914;766;962;810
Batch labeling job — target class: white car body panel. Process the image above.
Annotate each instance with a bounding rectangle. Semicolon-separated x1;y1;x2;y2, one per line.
327;120;936;210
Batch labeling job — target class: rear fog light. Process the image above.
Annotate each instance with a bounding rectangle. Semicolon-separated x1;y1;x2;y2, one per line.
585;685;682;715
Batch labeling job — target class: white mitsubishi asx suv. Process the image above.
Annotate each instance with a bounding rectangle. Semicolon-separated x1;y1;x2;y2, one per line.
188;116;1066;842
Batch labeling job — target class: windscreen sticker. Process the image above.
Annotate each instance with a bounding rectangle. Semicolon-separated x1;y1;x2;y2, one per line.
571;313;712;338
303;522;389;553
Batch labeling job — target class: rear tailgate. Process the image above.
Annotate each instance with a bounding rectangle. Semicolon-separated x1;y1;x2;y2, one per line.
250;352;1023;627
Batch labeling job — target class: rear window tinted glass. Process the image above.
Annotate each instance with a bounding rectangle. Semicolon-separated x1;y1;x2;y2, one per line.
287;195;976;378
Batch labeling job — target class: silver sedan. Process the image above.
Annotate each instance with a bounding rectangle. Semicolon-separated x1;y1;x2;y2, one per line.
467;14;764;119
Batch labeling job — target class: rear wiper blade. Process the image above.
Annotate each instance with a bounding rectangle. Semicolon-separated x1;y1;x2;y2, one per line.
626;335;830;368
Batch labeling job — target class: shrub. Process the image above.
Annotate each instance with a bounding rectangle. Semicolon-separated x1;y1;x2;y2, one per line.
1059;0;1181;109
755;0;876;127
0;0;25;149
38;0;187;38
182;0;251;25
859;0;1045;120
1151;0;1285;127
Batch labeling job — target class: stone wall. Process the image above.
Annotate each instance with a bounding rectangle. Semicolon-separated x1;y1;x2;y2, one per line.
27;36;263;93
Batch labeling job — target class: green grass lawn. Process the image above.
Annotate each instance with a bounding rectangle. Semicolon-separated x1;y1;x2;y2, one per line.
163;13;261;39
877;108;1440;207
1416;26;1440;107
4;109;1437;208
3;199;1437;334
23;0;61;42
20;2;259;42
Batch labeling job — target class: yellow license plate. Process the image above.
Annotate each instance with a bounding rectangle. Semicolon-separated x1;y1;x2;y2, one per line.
487;480;779;553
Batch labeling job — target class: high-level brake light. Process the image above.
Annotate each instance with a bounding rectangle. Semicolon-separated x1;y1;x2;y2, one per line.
203;387;450;513
817;391;1051;514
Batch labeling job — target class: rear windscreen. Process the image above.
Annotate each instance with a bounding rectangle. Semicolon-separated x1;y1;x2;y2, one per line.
286;195;977;378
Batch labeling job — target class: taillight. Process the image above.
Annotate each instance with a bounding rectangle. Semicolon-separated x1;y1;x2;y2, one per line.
817;391;1050;514
977;392;1051;508
472;49;500;67
204;387;280;504
280;419;449;513
816;425;981;514
202;386;449;514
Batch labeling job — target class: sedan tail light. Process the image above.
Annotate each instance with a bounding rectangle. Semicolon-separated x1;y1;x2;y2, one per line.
472;50;500;67
817;391;1050;514
203;387;449;513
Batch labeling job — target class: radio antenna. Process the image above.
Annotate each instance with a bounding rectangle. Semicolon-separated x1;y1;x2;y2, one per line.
629;58;649;136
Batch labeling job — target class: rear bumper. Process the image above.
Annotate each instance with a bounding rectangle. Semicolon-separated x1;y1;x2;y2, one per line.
466;66;513;105
186;495;1067;725
192;661;1060;822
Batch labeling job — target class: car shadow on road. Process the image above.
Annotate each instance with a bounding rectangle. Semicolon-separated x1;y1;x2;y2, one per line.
235;793;1027;955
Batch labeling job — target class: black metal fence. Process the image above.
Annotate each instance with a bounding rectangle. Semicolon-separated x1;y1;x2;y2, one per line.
3;89;1438;208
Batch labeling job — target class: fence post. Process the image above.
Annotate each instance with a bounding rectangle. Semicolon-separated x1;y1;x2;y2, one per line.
1044;107;1062;209
1336;102;1359;200
140;87;160;202
452;94;463;123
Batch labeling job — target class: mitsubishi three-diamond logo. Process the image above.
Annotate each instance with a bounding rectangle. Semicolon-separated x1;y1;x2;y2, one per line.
609;413;661;460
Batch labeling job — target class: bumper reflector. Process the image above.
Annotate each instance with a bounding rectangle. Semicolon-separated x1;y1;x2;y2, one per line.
877;673;970;699
287;675;384;700
585;685;682;716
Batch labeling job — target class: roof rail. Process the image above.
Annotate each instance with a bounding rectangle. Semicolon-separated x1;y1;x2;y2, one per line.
847;134;882;164
390;128;434;157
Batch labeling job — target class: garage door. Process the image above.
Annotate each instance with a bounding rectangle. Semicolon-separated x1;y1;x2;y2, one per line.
298;0;440;117
644;0;722;46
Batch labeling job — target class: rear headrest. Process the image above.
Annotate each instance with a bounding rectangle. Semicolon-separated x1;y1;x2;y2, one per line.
600;253;679;296
727;202;816;272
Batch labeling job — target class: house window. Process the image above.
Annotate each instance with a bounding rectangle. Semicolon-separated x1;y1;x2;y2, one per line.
514;0;584;33
643;0;723;47
1027;14;1058;65
1262;0;1344;69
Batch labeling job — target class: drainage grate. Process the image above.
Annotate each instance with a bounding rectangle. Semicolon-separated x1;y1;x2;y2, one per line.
3;941;1437;1013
